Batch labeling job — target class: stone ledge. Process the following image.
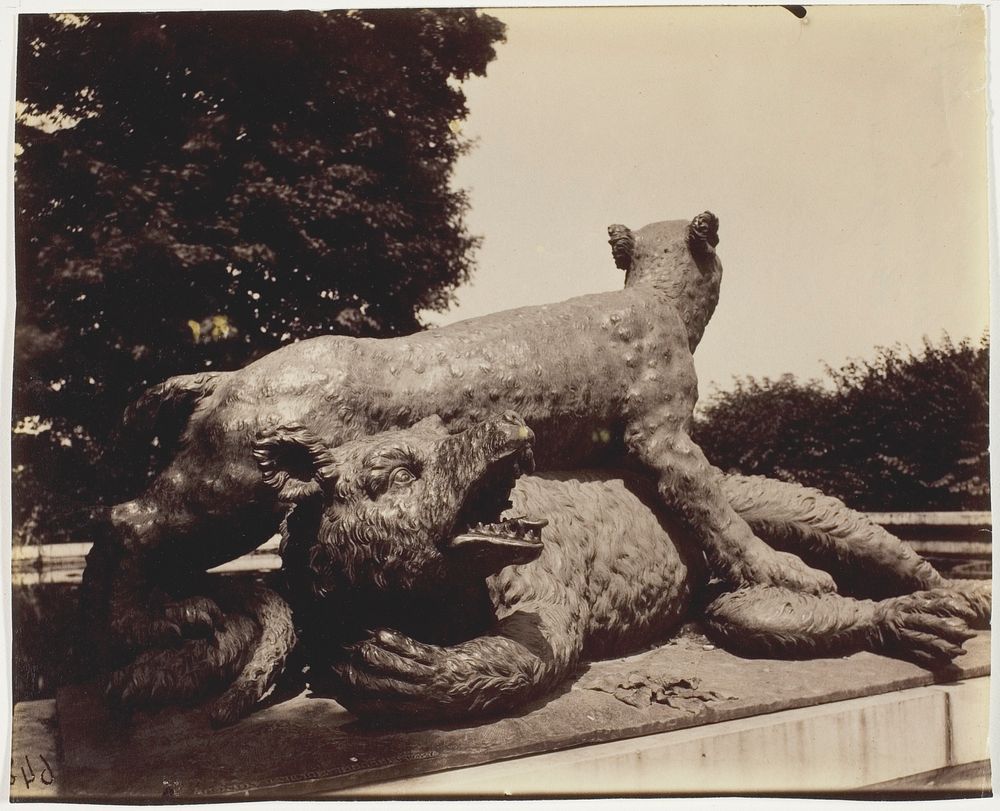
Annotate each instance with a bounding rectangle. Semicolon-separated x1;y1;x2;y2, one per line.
336;679;991;797
15;630;990;800
13;509;990;586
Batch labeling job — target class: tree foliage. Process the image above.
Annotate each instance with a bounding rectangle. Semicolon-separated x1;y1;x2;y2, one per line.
13;10;505;540
692;334;990;511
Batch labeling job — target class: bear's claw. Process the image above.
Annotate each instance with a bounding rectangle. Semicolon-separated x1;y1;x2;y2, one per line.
109;612;183;649
109;596;225;649
162;596;224;637
209;684;259;728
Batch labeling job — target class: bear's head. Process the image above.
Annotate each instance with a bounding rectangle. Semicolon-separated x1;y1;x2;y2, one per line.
253;411;547;597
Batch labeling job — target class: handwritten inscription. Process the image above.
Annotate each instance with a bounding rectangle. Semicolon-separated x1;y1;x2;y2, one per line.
10;754;55;790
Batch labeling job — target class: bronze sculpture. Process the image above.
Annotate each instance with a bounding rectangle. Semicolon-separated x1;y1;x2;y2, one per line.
84;211;989;726
87;212;840;654
103;414;988;724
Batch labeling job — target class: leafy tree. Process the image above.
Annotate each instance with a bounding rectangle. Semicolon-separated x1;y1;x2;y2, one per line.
692;334;990;511
13;10;505;541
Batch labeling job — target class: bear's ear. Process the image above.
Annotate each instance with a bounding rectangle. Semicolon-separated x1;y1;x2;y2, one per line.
409;414;448;435
253;424;334;503
607;224;635;271
687;211;720;253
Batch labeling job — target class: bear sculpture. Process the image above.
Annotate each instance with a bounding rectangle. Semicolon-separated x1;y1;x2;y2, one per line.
106;414;989;725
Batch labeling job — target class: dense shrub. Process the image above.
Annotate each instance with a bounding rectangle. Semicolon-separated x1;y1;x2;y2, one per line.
692;334;989;511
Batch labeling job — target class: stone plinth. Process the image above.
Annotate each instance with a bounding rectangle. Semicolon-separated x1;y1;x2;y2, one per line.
12;631;991;800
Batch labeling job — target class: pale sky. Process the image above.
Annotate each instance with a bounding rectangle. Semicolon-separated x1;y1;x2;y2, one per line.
433;5;990;396
0;4;991;400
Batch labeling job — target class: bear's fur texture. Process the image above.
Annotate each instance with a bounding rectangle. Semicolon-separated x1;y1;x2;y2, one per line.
105;416;988;725
106;412;541;724
89;212;840;653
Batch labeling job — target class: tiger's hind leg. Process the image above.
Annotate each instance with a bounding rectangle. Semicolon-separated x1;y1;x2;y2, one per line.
705;585;977;668
721;474;991;629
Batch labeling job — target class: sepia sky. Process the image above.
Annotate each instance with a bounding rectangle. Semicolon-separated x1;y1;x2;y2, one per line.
434;5;989;396
1;3;991;399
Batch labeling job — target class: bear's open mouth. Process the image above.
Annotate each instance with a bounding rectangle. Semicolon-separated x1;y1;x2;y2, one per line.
450;516;549;551
443;445;547;564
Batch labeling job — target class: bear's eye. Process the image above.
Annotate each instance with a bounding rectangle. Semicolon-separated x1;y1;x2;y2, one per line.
389;467;417;487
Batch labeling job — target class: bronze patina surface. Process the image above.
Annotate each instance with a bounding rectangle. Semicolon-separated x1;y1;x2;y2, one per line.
86;213;838;658
103;415;987;724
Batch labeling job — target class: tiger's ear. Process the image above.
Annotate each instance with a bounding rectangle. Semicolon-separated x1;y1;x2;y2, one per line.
607;224;635;271
253;424;335;502
687;211;720;254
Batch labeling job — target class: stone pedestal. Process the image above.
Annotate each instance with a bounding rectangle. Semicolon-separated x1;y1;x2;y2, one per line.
10;631;991;800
